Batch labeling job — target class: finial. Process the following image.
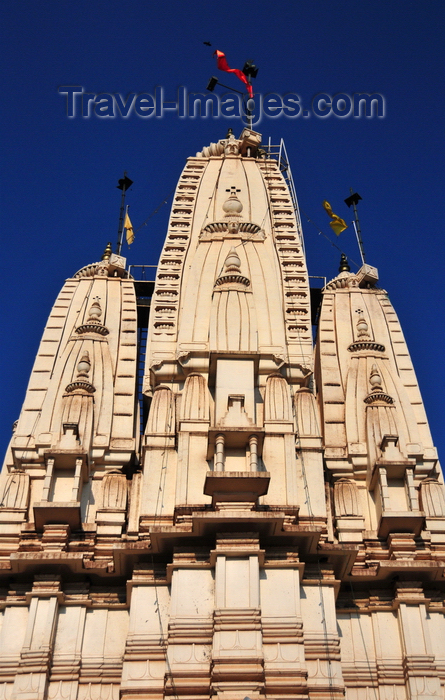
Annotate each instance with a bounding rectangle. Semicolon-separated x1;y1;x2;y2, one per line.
222;189;243;216
369;364;382;391
339;253;350;273
87;298;102;323
76;351;91;379
226;127;234;138
355;309;369;338
214;246;250;288
224;247;241;271
364;363;394;404
75;296;109;336
64;350;95;394
102;242;112;260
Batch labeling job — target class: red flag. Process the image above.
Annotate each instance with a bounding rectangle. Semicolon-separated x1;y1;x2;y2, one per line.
214;50;253;98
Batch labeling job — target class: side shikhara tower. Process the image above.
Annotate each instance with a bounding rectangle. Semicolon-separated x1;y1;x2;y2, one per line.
1;128;444;700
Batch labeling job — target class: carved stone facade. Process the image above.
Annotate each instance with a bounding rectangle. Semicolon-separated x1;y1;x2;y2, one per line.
0;129;444;700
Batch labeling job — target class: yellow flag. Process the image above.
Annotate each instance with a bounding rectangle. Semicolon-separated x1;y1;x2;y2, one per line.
124;211;135;245
322;200;348;236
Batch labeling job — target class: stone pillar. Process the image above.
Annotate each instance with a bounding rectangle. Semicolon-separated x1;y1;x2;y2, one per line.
41;458;55;502
11;576;61;700
260;548;307;697
300;565;345;699
165;548;214;699
48;587;89;700
248;435;258;472
395;582;442;700
121;565;170;700
71;457;83;502
211;533;264;700
214;435;225;472
127;471;142;537
370;598;405;697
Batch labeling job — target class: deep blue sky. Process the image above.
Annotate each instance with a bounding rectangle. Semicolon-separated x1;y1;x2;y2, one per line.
2;1;444;466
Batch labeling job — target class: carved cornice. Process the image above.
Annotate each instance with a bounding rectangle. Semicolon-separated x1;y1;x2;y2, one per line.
64;380;95;394
214;272;250;288
348;340;385;353
364;391;393;404
75;322;109;336
202;221;262;235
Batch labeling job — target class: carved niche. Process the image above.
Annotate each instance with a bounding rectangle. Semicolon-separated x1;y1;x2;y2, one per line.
264;373;292;422
334;478;361;517
293;387;320;437
420;478;445;518
0;469;30;510
145;385;176;435
102;470;128;511
180;373;210;422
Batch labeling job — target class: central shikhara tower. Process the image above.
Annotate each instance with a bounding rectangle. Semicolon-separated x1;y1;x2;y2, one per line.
1;129;444;700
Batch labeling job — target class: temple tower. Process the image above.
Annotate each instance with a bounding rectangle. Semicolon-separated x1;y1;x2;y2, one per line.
0;129;444;700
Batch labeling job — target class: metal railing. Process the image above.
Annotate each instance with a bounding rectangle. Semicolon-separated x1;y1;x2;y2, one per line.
262;138;305;255
128;264;157;281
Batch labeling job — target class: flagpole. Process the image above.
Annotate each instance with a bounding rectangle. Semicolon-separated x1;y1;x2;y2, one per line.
122;204;130;248
352;220;365;266
344;189;366;264
116;172;133;256
247;75;252;129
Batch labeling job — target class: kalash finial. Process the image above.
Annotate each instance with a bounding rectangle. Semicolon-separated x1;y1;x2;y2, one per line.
339;253;350;273
102;242;112;260
224;247;241;271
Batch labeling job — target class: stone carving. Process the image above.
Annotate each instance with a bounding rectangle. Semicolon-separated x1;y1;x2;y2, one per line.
102;471;128;510
348;311;385;353
222;187;243;233
73;259;130;279
264;373;292;422
294;387;320;437
0;469;29;509
3;130;445;700
197;141;227;158
210;249;257;352
180;373;210;421
364;364;393;405
259;160;312;349
200;221;264;241
325;270;356;290
77;684;119;700
176;350;191;366
334;478;361;517
214;248;250;289
420;478;445;517
76;298;109;336
149;160;205;345
65;351;95;395
145;385;176;435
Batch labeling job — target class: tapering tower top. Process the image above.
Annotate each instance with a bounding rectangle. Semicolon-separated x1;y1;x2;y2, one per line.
145;128;312;390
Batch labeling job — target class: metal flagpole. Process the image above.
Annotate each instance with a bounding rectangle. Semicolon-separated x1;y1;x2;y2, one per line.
246;75;252;129
344;189;366;264
116;172;133;255
352;220;365;266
